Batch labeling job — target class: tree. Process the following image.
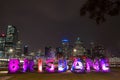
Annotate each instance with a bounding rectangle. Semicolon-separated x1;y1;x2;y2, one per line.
80;0;120;24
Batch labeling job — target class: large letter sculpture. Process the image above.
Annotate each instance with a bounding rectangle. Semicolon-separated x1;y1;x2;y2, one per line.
86;58;100;72
8;59;20;73
100;58;110;72
38;59;42;72
58;59;68;72
23;59;34;72
71;58;85;73
93;59;100;72
23;58;29;72
46;59;55;72
86;58;93;72
29;60;34;72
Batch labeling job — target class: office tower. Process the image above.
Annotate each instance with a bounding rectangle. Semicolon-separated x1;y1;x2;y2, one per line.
94;44;105;58
0;33;6;57
24;44;28;55
56;47;63;59
45;46;56;59
62;38;72;59
5;25;18;46
73;37;86;57
5;25;18;58
45;46;51;58
16;40;22;57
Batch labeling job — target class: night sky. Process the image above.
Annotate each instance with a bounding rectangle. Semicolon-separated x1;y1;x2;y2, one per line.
0;0;120;54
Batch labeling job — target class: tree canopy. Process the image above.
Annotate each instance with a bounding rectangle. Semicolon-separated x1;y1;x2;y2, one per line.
80;0;120;24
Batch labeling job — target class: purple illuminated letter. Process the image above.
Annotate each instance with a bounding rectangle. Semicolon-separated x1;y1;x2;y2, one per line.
23;58;29;72
86;58;100;72
8;59;20;73
100;58;110;72
58;59;68;72
46;59;55;72
29;60;34;72
71;58;85;73
23;59;34;72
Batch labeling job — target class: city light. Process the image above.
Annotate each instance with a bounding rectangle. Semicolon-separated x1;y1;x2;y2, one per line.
9;48;14;53
73;49;77;52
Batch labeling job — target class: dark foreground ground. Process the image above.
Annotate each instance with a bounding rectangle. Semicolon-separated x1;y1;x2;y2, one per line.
0;68;120;80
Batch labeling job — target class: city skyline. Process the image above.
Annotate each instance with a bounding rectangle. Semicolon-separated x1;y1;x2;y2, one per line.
0;0;120;54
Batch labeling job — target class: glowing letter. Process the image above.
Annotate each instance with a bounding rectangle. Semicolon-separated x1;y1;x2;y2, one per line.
46;59;55;72
23;59;34;72
86;58;100;72
38;59;42;72
58;59;67;72
8;59;20;73
71;58;85;73
93;59;100;72
23;58;29;72
29;60;34;72
86;58;93;72
100;58;110;72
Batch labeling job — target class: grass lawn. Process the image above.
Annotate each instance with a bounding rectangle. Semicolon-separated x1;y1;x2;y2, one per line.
0;68;120;80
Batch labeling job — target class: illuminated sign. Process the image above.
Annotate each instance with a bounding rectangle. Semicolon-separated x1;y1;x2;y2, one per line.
8;59;20;73
58;59;68;72
86;58;110;72
38;59;42;72
23;59;34;72
46;59;55;72
71;58;85;73
7;58;110;73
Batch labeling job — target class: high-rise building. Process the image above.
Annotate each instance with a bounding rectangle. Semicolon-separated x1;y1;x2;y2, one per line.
16;40;22;57
0;33;6;57
45;46;51;57
5;25;19;58
24;44;28;55
56;47;63;59
5;25;18;46
62;38;72;59
73;37;86;57
45;46;56;59
94;44;105;58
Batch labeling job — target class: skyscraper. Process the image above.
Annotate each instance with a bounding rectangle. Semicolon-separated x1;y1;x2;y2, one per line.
16;40;22;57
5;25;18;58
24;44;28;55
73;37;86;57
62;38;72;59
56;47;63;59
5;25;18;46
45;46;56;59
0;33;6;57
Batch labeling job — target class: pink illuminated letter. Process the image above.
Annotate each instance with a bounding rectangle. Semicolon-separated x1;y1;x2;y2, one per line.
46;59;55;72
38;59;42;72
8;59;20;73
